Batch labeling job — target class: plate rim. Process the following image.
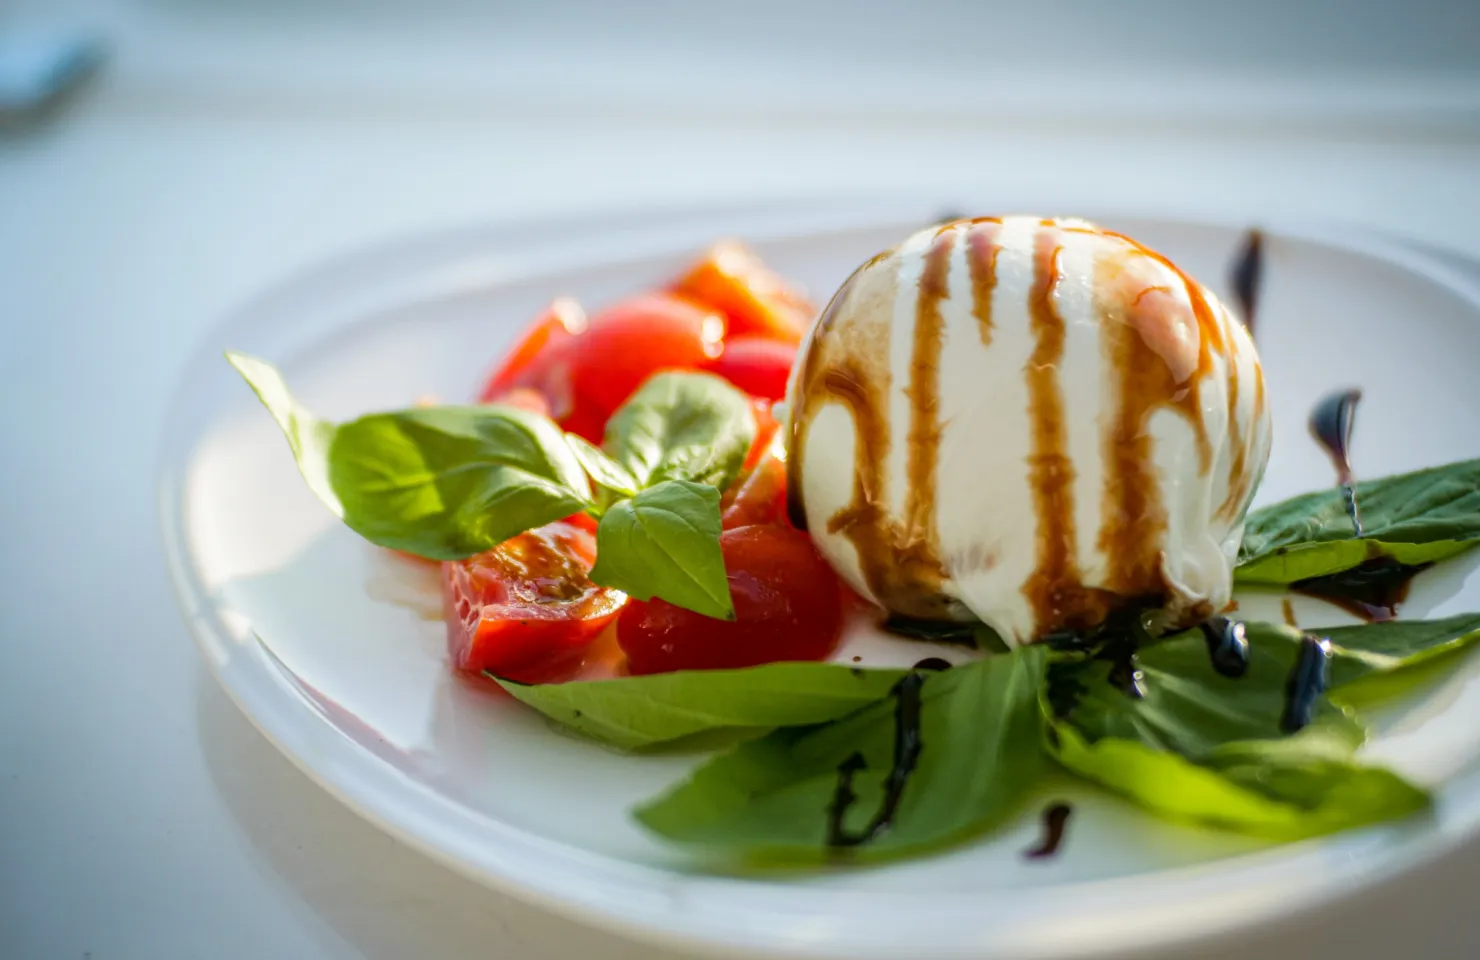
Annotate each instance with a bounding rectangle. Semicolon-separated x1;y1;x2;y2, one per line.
159;200;1480;960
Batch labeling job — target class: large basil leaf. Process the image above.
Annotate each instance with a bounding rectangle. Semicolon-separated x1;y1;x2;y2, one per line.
603;372;755;491
227;353;339;508
229;353;592;560
1046;623;1431;838
565;433;637;506
589;480;734;619
1049;625;1363;758
1050;724;1428;840
498;662;908;750
1318;613;1480;689
1237;459;1480;585
635;648;1047;864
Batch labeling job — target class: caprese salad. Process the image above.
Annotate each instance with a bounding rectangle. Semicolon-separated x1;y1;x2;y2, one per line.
229;218;1480;866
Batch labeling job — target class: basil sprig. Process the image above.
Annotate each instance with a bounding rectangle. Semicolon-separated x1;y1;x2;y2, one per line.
498;660;910;750
228;353;592;559
584;373;756;619
228;354;753;617
636;648;1047;863
1237;459;1480;585
589;481;734;619
630;613;1480;861
602;371;755;490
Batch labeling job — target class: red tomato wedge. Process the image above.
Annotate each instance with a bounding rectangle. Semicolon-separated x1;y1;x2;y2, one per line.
442;520;626;684
480;293;726;443
672;241;814;343
744;397;781;470
721;452;788;530
562;293;726;435
478;297;587;413
616;525;843;674
708;336;796;402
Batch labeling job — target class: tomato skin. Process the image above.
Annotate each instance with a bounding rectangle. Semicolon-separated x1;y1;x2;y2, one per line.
708;336;796;402
721;452;788;530
442;520;626;683
672;241;814;343
744;397;780;470
563;293;725;431
478;298;586;407
617;525;843;674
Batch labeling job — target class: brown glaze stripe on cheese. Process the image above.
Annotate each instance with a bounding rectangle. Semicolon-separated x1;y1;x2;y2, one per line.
1095;255;1172;598
966;218;1003;347
819;363;892;594
1022;224;1092;635
786;269;862;531
1083;229;1217;475
1216;314;1257;520
899;227;956;576
789;238;957;620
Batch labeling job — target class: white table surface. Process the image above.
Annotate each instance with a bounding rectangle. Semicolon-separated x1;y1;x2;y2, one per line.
4;2;1480;957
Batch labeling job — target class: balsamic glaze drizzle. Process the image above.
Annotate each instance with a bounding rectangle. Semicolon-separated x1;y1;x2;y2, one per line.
1199;616;1251;678
1230;229;1264;334
912;657;954;672
1292;556;1433;623
1308;388;1364;535
1024;802;1074;859
826;660;950;849
1099;631;1147;699
1281;633;1332;733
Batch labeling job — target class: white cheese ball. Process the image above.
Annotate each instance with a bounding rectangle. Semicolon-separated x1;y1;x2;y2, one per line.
785;216;1272;647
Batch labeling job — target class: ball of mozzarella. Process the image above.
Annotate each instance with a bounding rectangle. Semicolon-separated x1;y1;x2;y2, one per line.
785;216;1271;647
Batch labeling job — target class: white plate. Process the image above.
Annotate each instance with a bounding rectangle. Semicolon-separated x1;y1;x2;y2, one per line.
160;201;1480;960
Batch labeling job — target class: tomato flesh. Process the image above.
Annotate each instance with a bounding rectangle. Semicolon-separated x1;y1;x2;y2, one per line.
442;520;626;683
672;241;814;343
743;397;781;470
721;452;788;530
617;525;843;674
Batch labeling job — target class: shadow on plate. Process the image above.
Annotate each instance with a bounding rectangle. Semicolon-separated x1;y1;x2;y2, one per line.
194;664;696;960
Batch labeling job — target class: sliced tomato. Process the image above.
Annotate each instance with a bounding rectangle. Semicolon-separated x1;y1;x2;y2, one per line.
560;293;725;437
744;397;781;470
478;297;586;410
442;520;626;684
672;241;814;343
616;525;843;674
721;451;788;530
708;336;796;402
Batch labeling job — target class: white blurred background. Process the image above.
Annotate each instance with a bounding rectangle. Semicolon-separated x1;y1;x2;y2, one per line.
2;2;1479;959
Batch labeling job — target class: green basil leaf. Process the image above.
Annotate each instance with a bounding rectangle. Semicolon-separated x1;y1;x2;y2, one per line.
589;480;733;619
603;371;755;491
565;433;638;501
228;352;592;560
1048;625;1364;758
496;662;908;750
1237;458;1480;585
1049;724;1428;840
1046;623;1432;838
1317;613;1480;689
227;353;339;510
635;648;1047;864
